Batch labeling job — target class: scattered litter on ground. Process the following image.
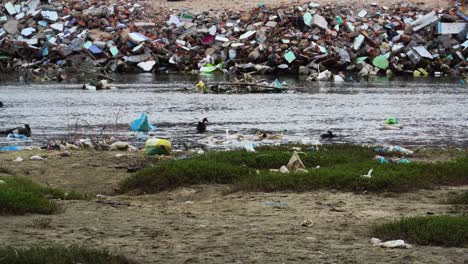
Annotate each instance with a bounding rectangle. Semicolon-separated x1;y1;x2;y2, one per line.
96;200;130;207
361;169;374;178
301;219;313;227
30;155;46;161
375;146;414;156
371;238;413;249
264;201;289;207
145;138;172;155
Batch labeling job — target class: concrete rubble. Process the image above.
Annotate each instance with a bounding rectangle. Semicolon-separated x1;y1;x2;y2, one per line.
1;0;467;81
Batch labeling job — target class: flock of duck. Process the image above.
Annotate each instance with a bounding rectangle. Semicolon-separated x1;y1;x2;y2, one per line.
0;99;336;142
196;117;337;139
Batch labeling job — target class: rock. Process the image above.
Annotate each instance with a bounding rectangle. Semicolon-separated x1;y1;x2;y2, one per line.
96;80;112;90
137;61;156;72
65;143;79;150
313;14;328;30
248;49;260;61
21;27;36;37
239;30;256;40
3;19;19;35
205;47;216;56
60;151;72;157
298;66;310;75
333;75;345;82
109;141;129;151
240;12;252;23
317;70;332;81
265;21;277;27
128;145;138;152
353;34;365;51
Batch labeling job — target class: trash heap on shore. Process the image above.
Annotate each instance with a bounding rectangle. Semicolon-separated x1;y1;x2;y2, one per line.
1;0;467;81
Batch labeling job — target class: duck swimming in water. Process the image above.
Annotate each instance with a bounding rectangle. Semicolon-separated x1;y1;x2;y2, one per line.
320;130;336;139
197;118;208;133
0;124;31;137
18;124;31;137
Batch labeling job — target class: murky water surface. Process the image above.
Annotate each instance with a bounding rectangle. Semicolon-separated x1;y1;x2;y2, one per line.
1;74;467;149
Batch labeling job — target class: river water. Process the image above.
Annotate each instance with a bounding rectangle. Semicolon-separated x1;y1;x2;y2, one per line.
1;74;467;149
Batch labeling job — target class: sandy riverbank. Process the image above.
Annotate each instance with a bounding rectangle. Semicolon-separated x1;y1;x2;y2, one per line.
1;147;467;263
0;183;466;263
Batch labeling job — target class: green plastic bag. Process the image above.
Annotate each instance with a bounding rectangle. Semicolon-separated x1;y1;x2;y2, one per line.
200;63;223;73
373;55;389;70
335;16;344;25
145;146;170;156
384;117;399;125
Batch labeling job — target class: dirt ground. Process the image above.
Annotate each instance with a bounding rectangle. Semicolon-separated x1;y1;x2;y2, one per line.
0;150;149;194
1;150;467;263
148;0;451;12
0;185;467;263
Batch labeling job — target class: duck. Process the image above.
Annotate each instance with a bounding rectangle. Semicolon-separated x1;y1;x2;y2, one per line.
0;101;3;108
197;118;208;133
320;130;336;139
17;124;32;137
0;128;15;136
0;124;31;137
255;131;268;139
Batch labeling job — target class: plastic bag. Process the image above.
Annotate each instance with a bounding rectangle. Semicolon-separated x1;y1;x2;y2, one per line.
130;112;156;132
145;138;172;155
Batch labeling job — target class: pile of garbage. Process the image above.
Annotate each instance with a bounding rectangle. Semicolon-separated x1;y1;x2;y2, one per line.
1;0;467;81
197;73;286;93
0;0;148;80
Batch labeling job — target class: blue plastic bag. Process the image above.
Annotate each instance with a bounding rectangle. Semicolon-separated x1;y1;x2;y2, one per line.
130;113;156;132
6;133;28;140
0;146;22;151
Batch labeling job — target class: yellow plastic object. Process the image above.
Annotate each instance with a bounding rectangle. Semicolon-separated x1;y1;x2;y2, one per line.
145;138;172;155
413;68;429;78
196;80;207;93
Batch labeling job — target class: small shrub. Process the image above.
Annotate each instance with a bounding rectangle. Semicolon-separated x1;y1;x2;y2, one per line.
0;177;85;215
0;245;139;264
118;145;468;194
372;216;468;247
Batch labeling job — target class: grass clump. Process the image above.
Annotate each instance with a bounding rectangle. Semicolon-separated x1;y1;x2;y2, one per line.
118;145;468;194
0;177;85;215
0;245;138;264
446;191;468;205
372;216;468;247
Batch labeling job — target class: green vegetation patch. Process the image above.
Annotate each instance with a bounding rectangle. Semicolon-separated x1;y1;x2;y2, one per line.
118;145;468;194
372;216;468;247
0;177;85;215
0;245;138;264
